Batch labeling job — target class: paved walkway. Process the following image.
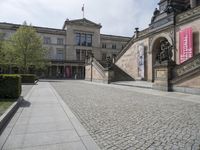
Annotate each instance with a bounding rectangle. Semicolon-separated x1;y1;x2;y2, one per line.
52;80;200;150
0;82;99;150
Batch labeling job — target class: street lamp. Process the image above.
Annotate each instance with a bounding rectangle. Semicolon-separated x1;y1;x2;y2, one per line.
90;53;94;82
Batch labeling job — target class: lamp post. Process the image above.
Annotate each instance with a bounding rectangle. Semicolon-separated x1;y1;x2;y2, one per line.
90;53;94;82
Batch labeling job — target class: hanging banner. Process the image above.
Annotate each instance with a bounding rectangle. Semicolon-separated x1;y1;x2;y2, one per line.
65;66;72;78
179;27;193;64
137;45;144;79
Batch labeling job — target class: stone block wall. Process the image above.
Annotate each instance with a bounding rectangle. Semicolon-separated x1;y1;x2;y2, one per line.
115;38;151;81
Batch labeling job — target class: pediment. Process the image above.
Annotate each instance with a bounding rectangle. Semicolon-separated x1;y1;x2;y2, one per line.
63;18;102;29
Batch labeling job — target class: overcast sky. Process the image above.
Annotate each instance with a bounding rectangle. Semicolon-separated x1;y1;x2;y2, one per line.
0;0;159;37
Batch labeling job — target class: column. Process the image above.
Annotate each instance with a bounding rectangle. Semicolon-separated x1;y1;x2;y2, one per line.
190;0;197;8
63;65;66;78
76;66;78;79
57;65;59;78
49;66;52;77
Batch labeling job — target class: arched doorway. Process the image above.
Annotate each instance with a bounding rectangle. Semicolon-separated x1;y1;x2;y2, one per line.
151;37;174;82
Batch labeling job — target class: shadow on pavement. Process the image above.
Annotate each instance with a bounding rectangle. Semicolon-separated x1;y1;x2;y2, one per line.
20;99;31;108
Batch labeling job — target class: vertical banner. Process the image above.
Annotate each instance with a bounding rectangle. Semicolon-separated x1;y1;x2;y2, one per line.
179;27;193;64
65;66;72;78
137;45;145;79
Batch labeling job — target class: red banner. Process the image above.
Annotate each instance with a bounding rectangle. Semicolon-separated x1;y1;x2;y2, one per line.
65;66;72;78
179;27;193;64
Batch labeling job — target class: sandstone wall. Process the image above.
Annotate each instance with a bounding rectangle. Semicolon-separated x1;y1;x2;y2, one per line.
115;38;152;81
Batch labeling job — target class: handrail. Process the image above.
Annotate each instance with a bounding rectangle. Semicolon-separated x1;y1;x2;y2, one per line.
93;58;106;72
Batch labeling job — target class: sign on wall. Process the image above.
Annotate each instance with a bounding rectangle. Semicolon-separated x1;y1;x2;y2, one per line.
137;45;145;79
179;27;193;64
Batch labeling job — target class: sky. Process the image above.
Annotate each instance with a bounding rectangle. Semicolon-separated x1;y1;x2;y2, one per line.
0;0;159;37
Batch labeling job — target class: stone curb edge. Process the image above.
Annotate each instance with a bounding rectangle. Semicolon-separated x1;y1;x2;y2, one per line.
48;83;101;150
0;96;23;133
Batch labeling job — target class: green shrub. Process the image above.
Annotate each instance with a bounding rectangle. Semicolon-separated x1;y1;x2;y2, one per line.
20;74;36;83
0;74;21;99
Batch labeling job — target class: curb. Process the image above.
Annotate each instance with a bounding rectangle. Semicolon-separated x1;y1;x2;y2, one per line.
0;97;23;133
49;83;101;150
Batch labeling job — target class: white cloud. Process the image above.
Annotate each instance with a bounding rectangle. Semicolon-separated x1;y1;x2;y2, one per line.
0;0;159;37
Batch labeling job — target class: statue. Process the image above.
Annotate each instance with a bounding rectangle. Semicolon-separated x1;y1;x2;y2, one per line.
156;40;173;64
106;56;112;68
151;8;160;23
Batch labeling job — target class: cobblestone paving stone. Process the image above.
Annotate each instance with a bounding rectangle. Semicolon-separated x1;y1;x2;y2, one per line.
51;80;200;150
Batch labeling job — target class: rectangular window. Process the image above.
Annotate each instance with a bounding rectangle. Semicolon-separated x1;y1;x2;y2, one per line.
44;37;51;44
112;44;116;49
75;33;92;47
57;38;64;45
102;43;106;49
76;49;80;61
81;50;86;60
102;53;107;61
76;33;81;46
81;34;86;46
87;50;92;56
56;49;64;60
86;34;92;47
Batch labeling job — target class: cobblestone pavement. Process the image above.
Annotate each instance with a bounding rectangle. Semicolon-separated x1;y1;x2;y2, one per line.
51;80;200;150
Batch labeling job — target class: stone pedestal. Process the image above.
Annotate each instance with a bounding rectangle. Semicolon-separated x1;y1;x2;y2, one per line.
190;0;197;8
104;69;114;84
153;62;175;91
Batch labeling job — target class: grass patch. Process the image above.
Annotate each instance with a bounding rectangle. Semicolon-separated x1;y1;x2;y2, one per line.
0;99;16;116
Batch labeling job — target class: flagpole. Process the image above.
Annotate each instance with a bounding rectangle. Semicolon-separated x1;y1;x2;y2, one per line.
82;4;85;18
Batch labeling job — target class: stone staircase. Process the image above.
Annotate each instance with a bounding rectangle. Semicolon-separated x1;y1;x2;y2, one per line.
170;53;200;95
98;60;135;82
171;53;200;84
110;64;134;82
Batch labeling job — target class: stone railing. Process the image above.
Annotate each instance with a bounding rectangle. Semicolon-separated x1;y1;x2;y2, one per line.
138;28;150;38
176;5;200;23
92;58;106;77
173;53;200;78
85;57;114;84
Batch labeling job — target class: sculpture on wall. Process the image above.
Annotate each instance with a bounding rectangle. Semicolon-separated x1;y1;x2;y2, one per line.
156;39;173;64
151;8;160;23
106;56;112;68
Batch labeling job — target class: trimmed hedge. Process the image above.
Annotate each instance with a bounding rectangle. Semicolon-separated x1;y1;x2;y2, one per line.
0;74;21;99
20;74;37;83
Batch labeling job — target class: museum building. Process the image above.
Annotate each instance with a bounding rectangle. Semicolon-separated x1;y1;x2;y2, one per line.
0;18;130;79
85;0;200;94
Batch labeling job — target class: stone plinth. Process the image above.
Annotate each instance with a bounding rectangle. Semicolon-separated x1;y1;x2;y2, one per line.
190;0;197;8
153;62;175;91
